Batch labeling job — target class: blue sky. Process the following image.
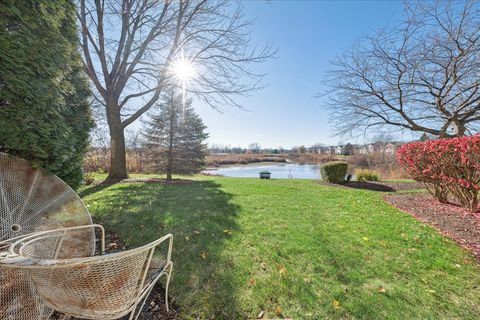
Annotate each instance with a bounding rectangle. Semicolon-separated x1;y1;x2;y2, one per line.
194;0;407;149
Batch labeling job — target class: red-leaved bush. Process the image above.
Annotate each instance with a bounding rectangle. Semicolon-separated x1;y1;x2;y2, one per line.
397;135;480;212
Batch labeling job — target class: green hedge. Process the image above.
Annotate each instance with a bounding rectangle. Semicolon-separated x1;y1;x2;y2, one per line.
321;161;348;183
0;1;93;189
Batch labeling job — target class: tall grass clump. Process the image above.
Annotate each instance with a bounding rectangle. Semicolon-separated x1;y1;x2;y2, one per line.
356;169;379;181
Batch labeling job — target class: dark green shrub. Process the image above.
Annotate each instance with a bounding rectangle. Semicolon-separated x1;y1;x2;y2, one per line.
321;161;348;183
0;1;93;190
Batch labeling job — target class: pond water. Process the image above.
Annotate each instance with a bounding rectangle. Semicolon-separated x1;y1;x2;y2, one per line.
203;162;321;179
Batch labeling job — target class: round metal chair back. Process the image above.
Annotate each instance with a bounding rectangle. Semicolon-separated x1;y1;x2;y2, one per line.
0;152;95;319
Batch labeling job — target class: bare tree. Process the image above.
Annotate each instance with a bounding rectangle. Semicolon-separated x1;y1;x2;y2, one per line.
370;133;395;144
322;1;480;139
248;142;261;154
310;142;326;153
125;128;142;151
77;0;274;181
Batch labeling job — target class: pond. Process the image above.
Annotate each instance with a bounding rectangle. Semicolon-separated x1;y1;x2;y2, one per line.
203;162;321;179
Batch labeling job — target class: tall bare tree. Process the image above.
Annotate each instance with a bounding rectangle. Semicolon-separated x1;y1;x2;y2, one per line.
322;1;480;138
77;0;273;181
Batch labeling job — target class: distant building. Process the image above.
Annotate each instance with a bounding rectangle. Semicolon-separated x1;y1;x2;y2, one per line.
357;145;368;155
317;147;333;155
305;141;403;156
356;144;374;155
334;146;342;155
384;142;396;155
351;142;401;155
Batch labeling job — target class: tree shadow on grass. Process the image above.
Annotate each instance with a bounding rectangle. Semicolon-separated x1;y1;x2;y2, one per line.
78;183;112;198
87;180;242;318
340;181;396;192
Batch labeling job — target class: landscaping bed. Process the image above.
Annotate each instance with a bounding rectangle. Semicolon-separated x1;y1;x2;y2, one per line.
385;192;480;260
318;180;424;192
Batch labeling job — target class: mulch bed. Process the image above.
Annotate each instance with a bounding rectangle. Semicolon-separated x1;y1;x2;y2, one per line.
385;192;480;261
317;180;424;192
51;232;178;320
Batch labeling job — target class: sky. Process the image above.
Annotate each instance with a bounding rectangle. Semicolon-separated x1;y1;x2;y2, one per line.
193;0;407;149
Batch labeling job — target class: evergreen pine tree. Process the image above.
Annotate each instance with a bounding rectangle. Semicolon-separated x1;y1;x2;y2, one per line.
143;91;208;181
0;1;94;189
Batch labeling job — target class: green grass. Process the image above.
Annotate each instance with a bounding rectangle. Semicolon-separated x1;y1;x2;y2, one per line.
80;176;480;319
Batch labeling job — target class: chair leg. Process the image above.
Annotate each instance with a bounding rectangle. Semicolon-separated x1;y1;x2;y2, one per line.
129;262;174;320
129;292;152;320
165;262;173;313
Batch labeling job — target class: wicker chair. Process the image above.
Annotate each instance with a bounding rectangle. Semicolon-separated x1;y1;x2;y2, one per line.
0;152;96;320
0;225;174;320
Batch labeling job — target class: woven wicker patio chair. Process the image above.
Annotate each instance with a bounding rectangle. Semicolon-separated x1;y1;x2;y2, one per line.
0;152;96;320
0;225;174;320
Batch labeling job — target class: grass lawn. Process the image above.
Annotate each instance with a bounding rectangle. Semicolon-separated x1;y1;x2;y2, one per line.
80;176;480;319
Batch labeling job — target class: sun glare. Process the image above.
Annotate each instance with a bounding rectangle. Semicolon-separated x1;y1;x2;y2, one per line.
172;58;196;82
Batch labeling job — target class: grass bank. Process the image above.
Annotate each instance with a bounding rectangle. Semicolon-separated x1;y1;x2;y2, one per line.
80;175;480;319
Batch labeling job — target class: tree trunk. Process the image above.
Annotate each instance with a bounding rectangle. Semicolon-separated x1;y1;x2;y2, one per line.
105;103;128;182
166;103;175;182
452;119;466;137
439;118;466;138
470;192;478;213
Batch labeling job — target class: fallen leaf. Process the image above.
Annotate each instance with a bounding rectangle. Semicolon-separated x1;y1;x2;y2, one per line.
278;265;287;275
200;251;208;260
275;305;283;316
332;299;340;309
362;236;369;241
377;286;386;293
248;277;255;288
